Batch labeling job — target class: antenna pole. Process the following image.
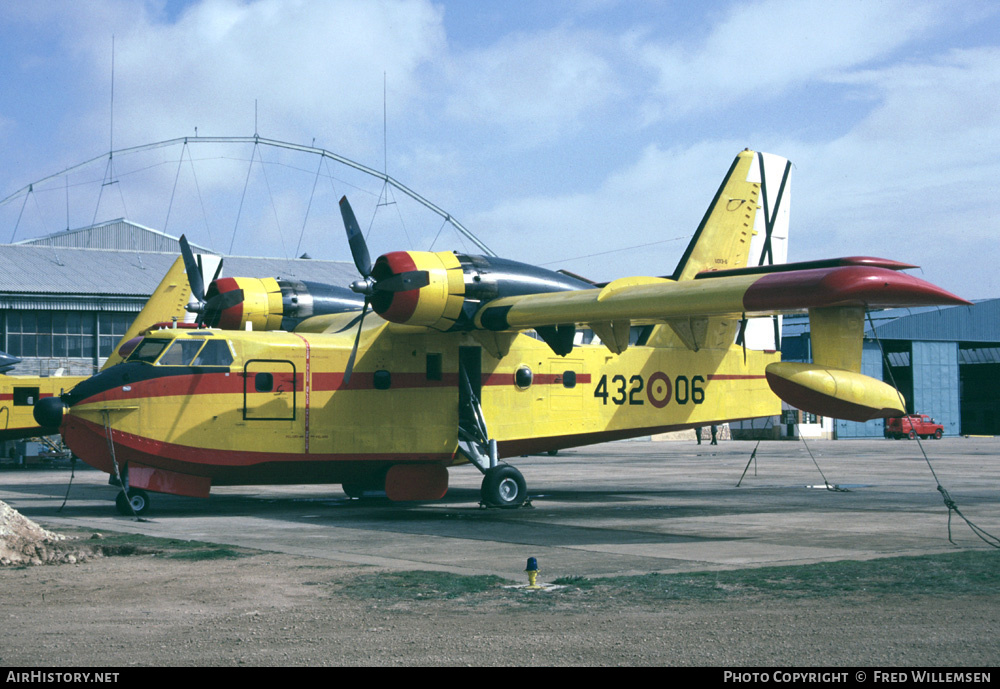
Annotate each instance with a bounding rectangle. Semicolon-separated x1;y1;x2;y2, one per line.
383;72;387;177
110;35;115;155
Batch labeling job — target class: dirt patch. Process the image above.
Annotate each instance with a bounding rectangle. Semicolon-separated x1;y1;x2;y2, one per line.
0;525;997;666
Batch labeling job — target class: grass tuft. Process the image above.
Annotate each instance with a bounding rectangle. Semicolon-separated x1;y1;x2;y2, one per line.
341;570;511;601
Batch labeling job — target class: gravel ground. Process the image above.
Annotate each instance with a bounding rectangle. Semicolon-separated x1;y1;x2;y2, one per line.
1;544;997;667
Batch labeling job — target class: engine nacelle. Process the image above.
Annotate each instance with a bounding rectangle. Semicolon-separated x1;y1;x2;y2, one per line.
198;251;592;333
207;277;282;331
369;251;465;330
205;277;363;331
368;250;593;331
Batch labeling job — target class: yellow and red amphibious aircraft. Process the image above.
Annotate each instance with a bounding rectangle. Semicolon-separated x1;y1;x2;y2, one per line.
35;150;968;515
0;353;86;443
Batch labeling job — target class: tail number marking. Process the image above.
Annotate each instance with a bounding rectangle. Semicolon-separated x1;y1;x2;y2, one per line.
594;373;704;409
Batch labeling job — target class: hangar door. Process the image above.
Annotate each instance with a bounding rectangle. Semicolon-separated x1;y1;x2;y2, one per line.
911;341;960;437
835;342;887;438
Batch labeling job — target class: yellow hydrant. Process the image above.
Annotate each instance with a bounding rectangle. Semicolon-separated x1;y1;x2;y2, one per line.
525;557;541;589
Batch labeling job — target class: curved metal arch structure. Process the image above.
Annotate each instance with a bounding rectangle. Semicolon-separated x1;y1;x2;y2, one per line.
0;134;495;256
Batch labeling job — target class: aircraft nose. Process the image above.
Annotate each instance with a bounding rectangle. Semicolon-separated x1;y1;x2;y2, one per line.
34;396;68;429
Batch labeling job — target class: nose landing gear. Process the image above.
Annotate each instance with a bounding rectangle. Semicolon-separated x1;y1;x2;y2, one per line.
115;488;150;516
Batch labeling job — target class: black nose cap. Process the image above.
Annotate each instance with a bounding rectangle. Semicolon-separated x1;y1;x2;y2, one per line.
34;396;68;429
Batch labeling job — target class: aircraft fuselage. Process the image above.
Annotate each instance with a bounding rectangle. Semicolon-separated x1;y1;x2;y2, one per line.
54;320;781;499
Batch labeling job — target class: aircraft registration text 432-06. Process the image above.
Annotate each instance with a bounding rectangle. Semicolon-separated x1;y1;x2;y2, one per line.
593;373;705;408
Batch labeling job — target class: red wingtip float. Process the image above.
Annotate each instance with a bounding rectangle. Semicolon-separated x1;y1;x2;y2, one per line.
742;264;970;312
36;149;970;514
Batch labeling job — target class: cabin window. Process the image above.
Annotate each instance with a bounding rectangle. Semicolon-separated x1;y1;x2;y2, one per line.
515;366;533;389
373;370;392;390
426;353;442;381
13;387;38;406
562;370;577;388
192;340;234;366
128;339;169;364
255;372;274;392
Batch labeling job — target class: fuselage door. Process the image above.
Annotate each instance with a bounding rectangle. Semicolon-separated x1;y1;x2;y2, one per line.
243;359;296;421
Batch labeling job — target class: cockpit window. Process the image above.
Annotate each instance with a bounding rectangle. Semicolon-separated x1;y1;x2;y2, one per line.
128;339;169;363
157;340;207;366
191;339;234;366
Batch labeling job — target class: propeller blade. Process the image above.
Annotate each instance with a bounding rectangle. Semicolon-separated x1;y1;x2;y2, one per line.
342;298;369;387
339;196;372;278
376;270;430;293
202;289;245;328
179;234;206;304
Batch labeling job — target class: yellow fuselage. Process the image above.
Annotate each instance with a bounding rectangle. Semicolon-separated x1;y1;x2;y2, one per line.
59;319;780;495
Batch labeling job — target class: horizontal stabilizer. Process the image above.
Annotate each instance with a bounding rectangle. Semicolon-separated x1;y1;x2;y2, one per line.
695;256;918;280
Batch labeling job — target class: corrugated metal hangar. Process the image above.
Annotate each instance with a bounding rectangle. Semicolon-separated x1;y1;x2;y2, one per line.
0;219;356;376
780;300;1000;438
2;219;997;439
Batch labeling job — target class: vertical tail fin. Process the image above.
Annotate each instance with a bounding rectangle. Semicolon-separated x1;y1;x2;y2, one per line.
672;150;791;282
649;150;791;352
101;254;222;369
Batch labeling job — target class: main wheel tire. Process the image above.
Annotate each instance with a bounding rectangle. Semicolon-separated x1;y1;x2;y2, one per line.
115;489;150;516
934;429;943;439
481;465;527;509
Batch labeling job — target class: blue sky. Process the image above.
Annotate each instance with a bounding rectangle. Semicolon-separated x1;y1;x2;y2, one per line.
1;0;997;298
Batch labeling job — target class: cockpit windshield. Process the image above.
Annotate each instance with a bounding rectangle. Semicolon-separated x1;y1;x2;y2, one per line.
128;339;169;363
126;337;234;367
158;340;206;366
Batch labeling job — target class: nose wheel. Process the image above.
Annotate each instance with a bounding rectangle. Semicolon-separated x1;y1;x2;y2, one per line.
115;488;150;516
481;464;527;509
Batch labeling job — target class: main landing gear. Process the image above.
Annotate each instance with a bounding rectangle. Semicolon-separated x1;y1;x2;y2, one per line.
457;364;529;509
480;464;527;509
115;488;151;516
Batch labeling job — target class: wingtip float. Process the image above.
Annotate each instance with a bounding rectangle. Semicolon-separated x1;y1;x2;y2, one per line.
37;149;970;514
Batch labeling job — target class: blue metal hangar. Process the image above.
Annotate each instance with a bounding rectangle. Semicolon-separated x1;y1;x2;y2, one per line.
778;300;1000;438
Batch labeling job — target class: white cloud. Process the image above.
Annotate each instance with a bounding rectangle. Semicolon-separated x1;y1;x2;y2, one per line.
639;0;940;118
1;1;996;298
52;0;447;158
468;141;748;279
764;46;1000;298
443;27;621;146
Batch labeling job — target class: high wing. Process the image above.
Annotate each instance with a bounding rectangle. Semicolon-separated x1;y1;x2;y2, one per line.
111;149;968;426
473;257;964;334
326;149;968;424
469;256;967;422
